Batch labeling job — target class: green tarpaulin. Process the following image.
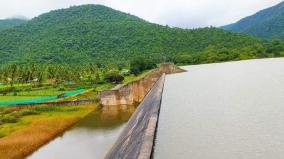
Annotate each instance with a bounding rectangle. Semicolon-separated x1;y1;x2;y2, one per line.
0;89;85;106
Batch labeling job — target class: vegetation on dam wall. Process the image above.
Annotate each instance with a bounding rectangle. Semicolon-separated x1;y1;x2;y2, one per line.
99;64;185;106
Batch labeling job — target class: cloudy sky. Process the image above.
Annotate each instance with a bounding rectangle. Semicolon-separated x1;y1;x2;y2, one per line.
0;0;283;28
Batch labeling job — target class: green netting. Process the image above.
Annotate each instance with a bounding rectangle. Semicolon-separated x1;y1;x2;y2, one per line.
0;96;57;107
0;89;85;106
60;89;85;97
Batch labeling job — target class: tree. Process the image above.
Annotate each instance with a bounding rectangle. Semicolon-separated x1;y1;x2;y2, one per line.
9;64;18;87
104;70;124;84
130;57;156;76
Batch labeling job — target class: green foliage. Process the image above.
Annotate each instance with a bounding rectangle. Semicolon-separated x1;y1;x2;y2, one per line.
0;18;27;32
2;109;14;114
33;106;79;112
223;1;284;39
0;4;282;79
21;110;40;116
1;116;18;123
265;39;284;56
0;4;271;66
104;70;124;84
130;57;156;75
58;87;66;91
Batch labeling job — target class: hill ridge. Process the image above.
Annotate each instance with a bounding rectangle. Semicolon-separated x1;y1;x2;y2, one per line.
0;18;27;32
0;4;281;66
223;1;284;39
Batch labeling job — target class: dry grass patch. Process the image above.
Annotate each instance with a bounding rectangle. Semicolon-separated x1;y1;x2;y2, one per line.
0;105;96;159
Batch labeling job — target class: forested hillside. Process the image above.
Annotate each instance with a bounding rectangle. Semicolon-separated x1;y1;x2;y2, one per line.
0;4;280;66
0;18;27;32
223;1;284;39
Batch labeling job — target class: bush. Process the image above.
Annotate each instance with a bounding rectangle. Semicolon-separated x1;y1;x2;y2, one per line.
1;116;19;123
34;106;57;112
25;87;33;91
34;106;68;112
2;109;14;115
58;87;65;91
9;111;22;118
21;110;40;116
96;80;106;84
62;107;79;112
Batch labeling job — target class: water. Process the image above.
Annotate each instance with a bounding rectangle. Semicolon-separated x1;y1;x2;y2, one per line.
154;58;284;159
29;105;135;159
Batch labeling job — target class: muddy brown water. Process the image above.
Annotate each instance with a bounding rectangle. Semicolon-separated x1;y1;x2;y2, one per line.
28;105;135;159
154;58;284;159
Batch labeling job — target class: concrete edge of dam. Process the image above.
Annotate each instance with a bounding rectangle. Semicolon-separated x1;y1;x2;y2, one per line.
104;73;166;159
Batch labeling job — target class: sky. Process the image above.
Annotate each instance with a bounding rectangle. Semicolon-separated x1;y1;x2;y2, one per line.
0;0;283;28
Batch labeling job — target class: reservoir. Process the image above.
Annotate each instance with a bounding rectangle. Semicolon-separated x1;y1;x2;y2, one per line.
28;105;135;159
154;58;284;159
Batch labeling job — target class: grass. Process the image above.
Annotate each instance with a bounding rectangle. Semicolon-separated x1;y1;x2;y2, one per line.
56;89;98;102
0;88;65;102
0;105;96;159
123;69;152;83
0;96;44;101
0;83;32;89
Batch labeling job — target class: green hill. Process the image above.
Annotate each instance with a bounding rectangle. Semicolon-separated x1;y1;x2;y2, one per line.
0;18;27;32
223;1;284;39
0;5;280;66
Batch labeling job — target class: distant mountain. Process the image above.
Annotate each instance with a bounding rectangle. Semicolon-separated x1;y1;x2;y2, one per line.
0;18;27;32
223;1;284;39
0;5;274;65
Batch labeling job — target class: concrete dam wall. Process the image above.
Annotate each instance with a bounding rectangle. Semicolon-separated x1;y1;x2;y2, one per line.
105;74;165;159
99;64;185;106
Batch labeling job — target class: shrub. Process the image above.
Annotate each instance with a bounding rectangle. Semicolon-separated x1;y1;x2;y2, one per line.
25;87;33;91
21;110;40;116
2;109;14;115
58;87;65;91
62;107;79;112
9;111;22;118
1;116;19;123
34;106;56;112
33;106;65;112
96;80;105;84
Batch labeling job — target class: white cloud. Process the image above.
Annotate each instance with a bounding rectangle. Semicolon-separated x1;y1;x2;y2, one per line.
0;0;282;28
